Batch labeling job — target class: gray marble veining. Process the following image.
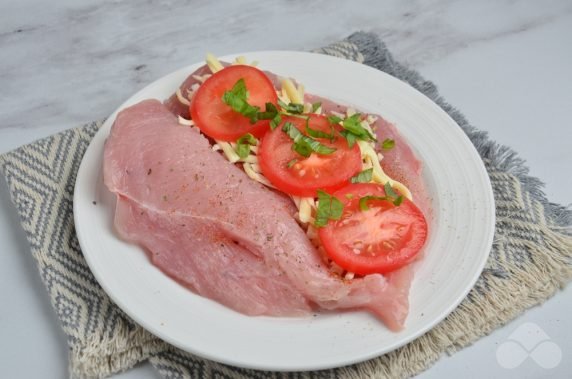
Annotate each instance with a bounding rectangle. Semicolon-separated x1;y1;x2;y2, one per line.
1;0;571;133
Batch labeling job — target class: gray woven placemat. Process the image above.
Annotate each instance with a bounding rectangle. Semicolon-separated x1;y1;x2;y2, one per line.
1;32;571;379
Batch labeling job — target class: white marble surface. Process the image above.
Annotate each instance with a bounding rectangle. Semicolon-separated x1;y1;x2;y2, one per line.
1;0;571;378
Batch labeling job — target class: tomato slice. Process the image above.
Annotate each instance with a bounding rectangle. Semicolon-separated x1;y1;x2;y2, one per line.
318;183;427;275
258;115;362;197
190;65;278;141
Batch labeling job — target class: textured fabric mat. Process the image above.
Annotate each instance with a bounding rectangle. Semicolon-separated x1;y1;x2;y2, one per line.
1;32;571;379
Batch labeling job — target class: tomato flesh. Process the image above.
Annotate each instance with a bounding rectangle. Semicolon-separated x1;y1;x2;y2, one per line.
258;115;362;197
318;183;427;275
190;65;278;141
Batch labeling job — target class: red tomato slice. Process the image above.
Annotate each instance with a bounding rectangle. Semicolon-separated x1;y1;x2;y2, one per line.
318;183;427;275
190;65;278;141
258;115;362;197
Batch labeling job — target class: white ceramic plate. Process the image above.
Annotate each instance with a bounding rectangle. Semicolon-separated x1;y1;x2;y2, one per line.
74;51;495;371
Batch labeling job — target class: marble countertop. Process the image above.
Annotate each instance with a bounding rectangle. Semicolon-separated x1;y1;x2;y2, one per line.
1;1;571;378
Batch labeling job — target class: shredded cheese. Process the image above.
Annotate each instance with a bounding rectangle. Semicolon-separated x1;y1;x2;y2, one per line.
243;163;275;188
176;88;191;106
298;197;315;224
297;83;305;102
242;155;258;164
217;141;240;163
177;116;194;126
281;78;304;104
344;272;355;280
357;140;412;199
192;74;211;83
206;52;224;73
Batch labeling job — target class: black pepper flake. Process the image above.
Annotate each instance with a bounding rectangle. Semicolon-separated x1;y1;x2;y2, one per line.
162;195;168;201
147;168;152;175
266;234;273;242
92;201;97;205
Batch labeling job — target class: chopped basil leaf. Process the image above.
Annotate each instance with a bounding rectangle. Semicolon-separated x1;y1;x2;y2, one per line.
270;113;282;129
286;158;298;168
278;99;304;114
235;133;257;159
315;190;344;227
358;195;386;211
236;145;250;158
384;182;403;205
256;102;282;130
340;130;357;148
221;79;260;123
358;183;403;211
350;168;373;183
293;140;312;157
311;102;322;113
223;80;283;127
384;182;398;198
327;113;378;148
342;113;376;141
342;114;361;130
327;115;343;124
282;122;337;158
257;102;278;119
305;117;335;142
381;138;395;150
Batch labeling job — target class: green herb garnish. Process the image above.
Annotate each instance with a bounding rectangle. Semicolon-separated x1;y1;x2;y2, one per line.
340;113;376;148
257;102;282;130
350;168;373;183
305;117;335;142
221;79;260;123
278;99;304;115
235;133;258;158
286;158;298;168
340;130;358;148
327;115;343;125
358;182;403;210
222;81;283;127
270;113;282;129
315;190;344;227
282;122;337;157
384;182;399;198
358;195;385;211
311;102;322;113
381;138;395;150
